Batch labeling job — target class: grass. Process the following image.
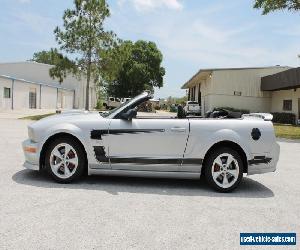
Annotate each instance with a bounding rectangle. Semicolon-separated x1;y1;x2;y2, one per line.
274;124;300;140
19;113;55;121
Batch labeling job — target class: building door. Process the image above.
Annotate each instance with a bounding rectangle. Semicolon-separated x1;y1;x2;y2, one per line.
29;88;37;109
2;87;12;109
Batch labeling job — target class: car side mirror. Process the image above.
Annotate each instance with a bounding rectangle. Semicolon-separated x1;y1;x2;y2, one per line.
120;108;137;121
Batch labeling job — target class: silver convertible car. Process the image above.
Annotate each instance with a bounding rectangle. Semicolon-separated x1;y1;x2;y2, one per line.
22;92;279;192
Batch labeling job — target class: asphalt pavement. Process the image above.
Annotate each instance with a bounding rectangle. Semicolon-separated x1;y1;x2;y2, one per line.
0;118;299;250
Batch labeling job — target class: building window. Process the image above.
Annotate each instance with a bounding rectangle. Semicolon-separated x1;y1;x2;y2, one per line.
283;100;292;111
4;87;11;98
29;88;37;109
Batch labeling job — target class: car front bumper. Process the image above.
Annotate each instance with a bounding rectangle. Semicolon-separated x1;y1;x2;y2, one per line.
247;142;280;175
22;139;40;171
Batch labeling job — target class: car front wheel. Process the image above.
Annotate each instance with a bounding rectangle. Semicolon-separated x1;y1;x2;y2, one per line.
204;147;243;192
45;137;86;183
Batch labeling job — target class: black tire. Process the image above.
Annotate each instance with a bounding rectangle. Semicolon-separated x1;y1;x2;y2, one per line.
45;136;86;183
204;147;243;192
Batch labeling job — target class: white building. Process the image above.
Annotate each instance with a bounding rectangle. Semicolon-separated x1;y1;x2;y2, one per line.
0;62;97;110
181;66;300;120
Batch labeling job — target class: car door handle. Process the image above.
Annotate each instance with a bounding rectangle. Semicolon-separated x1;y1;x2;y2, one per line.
171;127;186;132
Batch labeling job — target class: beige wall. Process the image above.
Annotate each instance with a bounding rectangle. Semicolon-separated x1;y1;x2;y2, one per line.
13;80;41;109
0;76;74;110
62;90;74;109
199;77;212;114
41;86;57;109
205;94;271;113
0;77;13;110
271;88;300;120
0;62;96;109
210;68;289;97
187;67;290;114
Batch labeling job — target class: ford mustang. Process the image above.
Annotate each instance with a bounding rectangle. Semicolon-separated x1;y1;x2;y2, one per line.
22;91;280;192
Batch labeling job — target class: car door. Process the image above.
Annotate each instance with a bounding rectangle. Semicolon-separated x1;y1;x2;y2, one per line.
108;118;189;172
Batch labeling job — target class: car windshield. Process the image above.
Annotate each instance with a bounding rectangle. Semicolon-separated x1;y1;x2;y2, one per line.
100;100;131;117
100;92;151;118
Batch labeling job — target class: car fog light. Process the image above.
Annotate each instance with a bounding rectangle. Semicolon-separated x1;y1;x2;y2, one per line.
24;146;37;153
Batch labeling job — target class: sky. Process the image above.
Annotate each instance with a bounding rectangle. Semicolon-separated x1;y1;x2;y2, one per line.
0;0;300;98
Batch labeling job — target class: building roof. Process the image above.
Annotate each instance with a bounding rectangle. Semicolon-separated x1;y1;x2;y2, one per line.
181;66;290;89
0;61;53;67
0;74;75;91
0;61;86;90
261;67;300;91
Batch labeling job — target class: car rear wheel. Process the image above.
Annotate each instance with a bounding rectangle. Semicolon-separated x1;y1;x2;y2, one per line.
204;147;243;192
45;137;86;183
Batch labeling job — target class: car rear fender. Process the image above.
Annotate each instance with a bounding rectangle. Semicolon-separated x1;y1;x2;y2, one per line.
198;129;252;161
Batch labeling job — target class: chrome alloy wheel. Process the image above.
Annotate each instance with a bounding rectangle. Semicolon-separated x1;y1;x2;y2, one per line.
211;153;239;189
50;143;79;179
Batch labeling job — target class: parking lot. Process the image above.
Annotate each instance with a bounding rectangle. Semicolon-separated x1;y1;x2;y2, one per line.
0;118;299;249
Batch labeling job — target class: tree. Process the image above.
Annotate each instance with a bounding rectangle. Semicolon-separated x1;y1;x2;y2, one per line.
54;0;115;110
103;40;165;98
31;48;76;83
254;0;300;14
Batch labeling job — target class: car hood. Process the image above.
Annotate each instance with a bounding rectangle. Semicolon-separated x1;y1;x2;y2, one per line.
28;111;102;142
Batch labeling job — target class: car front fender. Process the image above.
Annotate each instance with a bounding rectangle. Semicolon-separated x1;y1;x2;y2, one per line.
38;123;90;158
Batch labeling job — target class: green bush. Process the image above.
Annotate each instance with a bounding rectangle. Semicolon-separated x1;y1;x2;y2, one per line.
95;99;103;110
160;104;168;110
169;105;177;113
137;102;154;112
271;112;296;125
